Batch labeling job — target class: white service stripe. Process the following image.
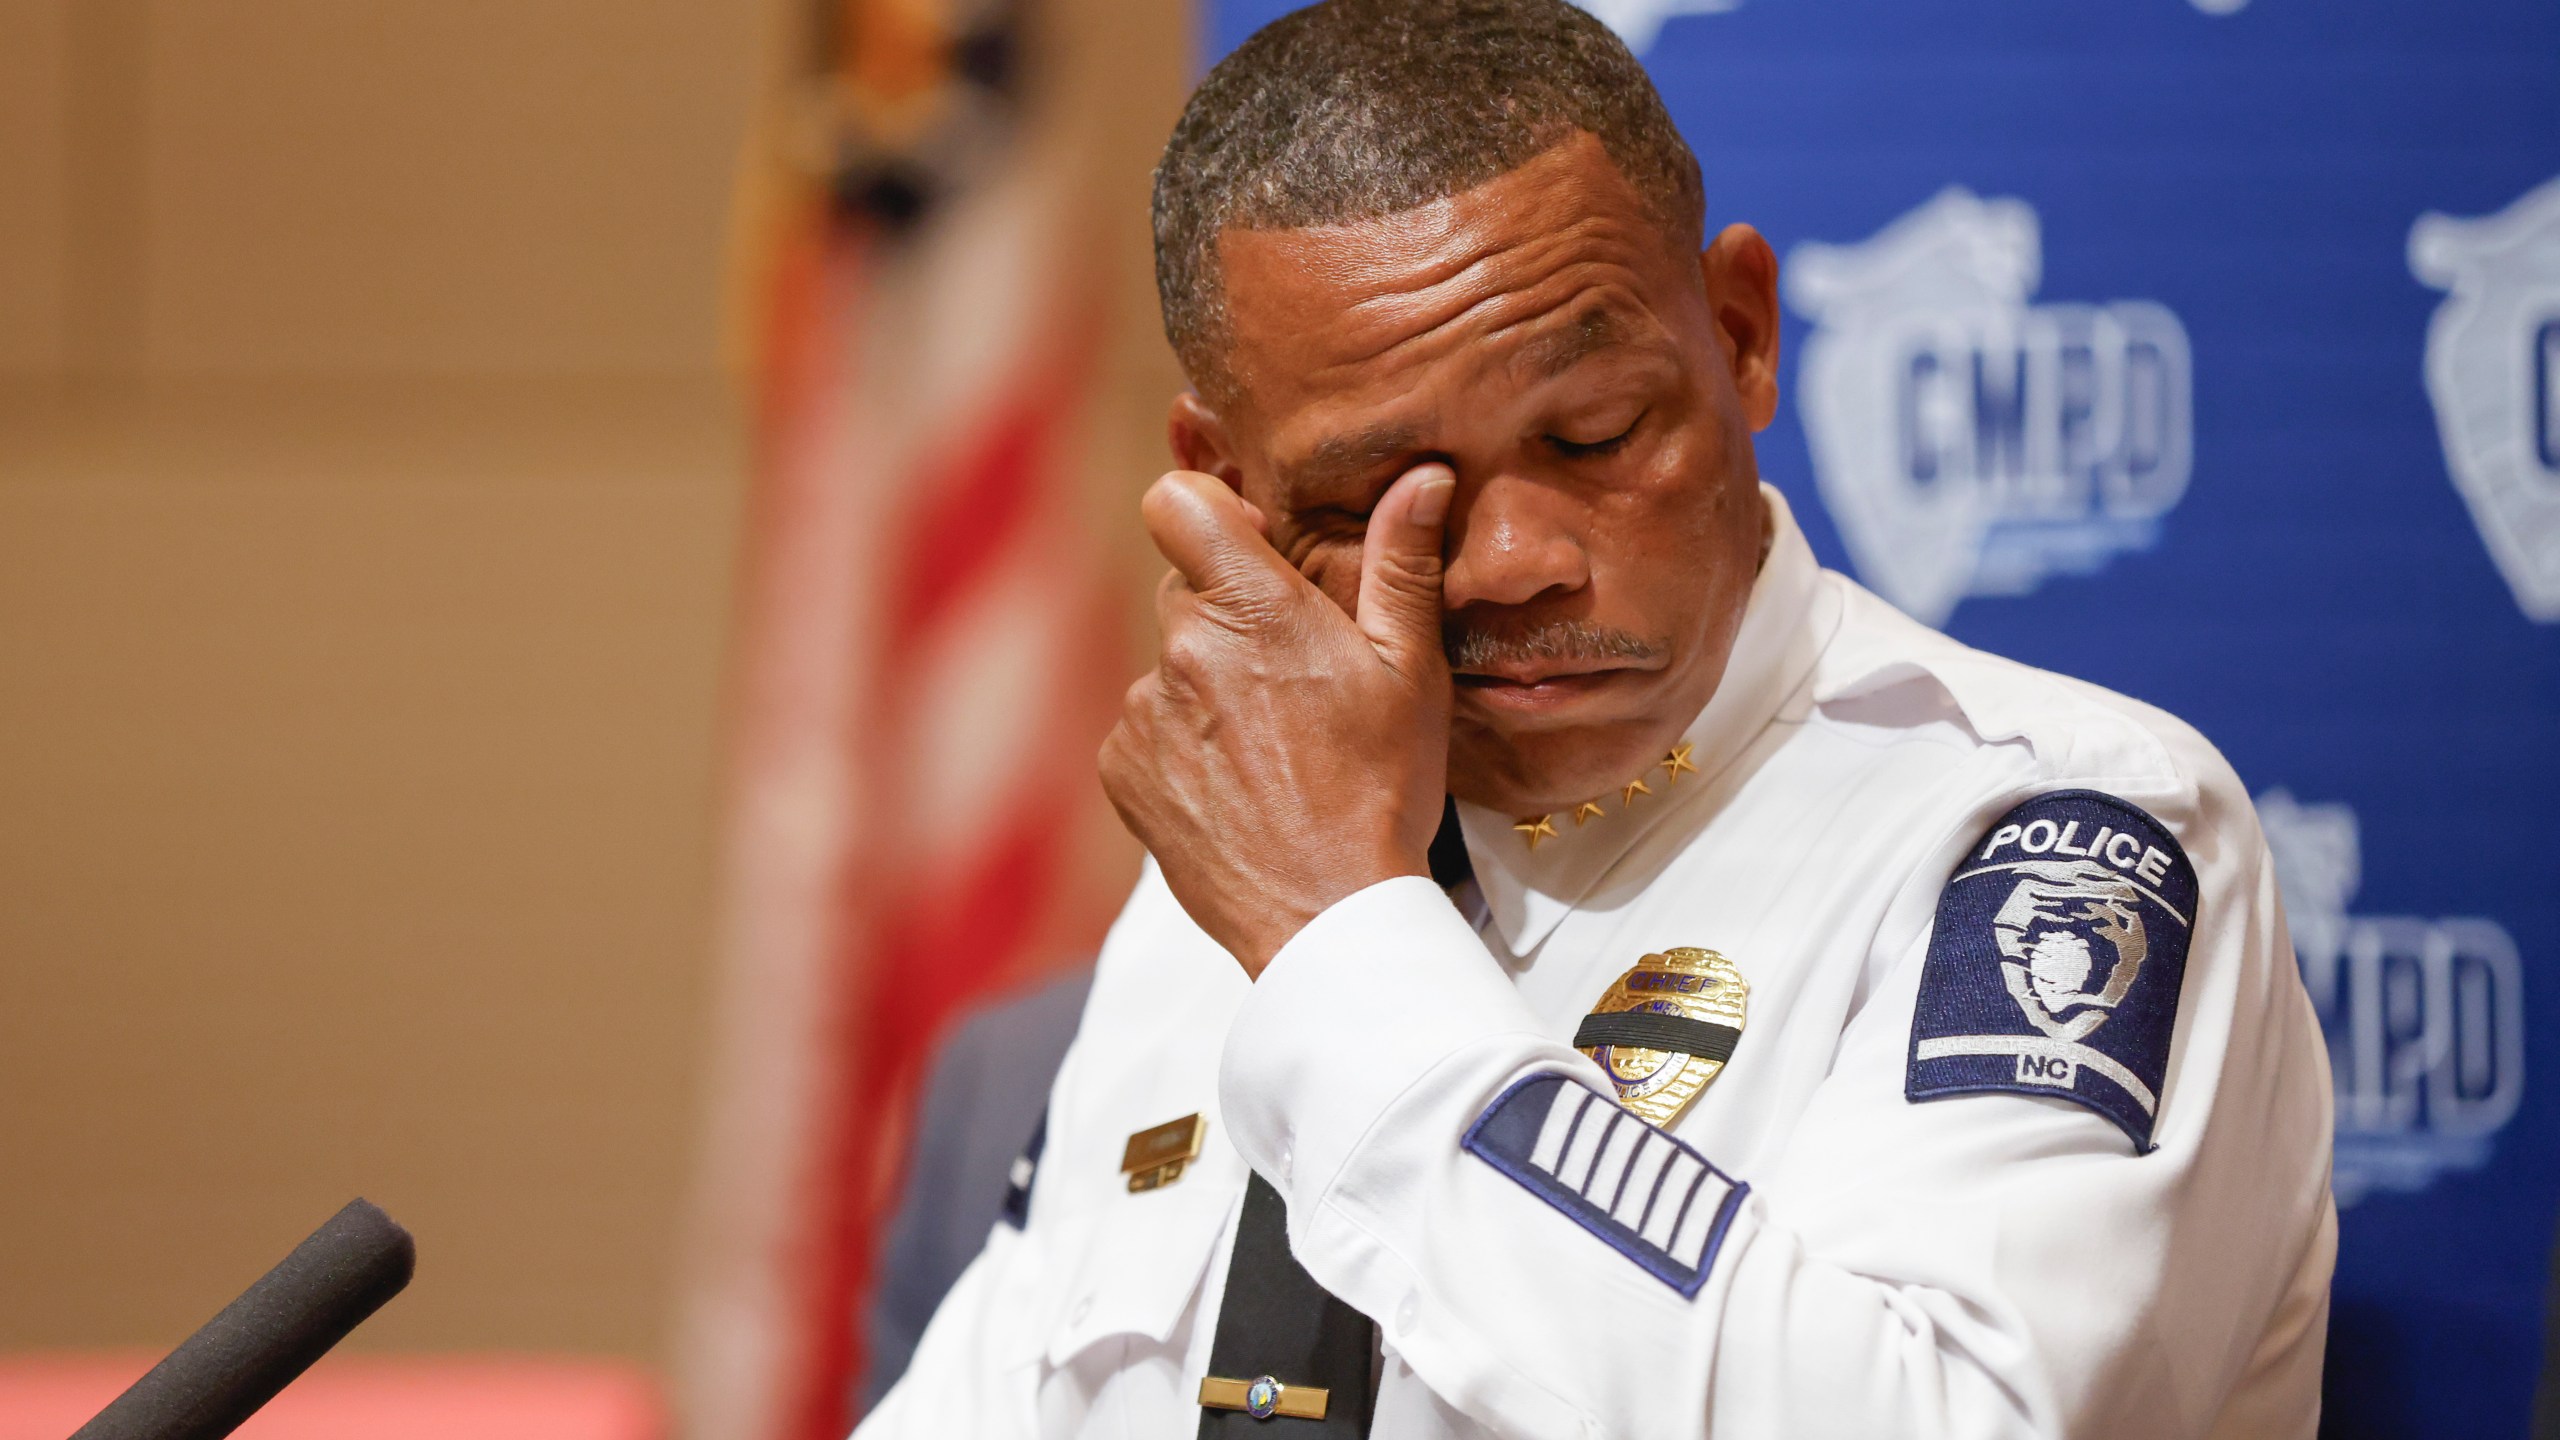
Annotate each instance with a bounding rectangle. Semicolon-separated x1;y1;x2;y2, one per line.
1528;1084;1589;1174
1640;1153;1703;1250
1610;1133;1675;1228
1583;1117;1644;1204
1558;1104;1611;1189
1669;1171;1734;1269
1913;1034;2159;1115
1951;860;2189;928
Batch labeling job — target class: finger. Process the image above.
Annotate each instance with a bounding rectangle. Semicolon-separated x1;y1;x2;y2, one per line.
1096;701;1149;829
1153;565;1196;636
1100;667;1161;782
1355;462;1456;683
1140;471;1299;618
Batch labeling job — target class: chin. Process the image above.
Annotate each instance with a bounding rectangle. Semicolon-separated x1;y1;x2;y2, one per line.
1447;662;1710;813
1449;717;1669;816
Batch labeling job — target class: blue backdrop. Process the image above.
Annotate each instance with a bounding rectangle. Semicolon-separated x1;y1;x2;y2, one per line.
1196;2;2560;1433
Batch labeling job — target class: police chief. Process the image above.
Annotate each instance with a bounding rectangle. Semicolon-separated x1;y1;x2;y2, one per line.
856;0;2336;1434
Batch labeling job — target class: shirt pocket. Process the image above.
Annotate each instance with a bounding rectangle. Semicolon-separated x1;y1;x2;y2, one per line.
1036;1162;1239;1369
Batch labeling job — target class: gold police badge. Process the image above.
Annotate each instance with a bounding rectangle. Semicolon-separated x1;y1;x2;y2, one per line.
1575;947;1748;1126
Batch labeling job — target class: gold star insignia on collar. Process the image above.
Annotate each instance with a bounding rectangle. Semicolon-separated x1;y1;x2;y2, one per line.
1514;751;1695;850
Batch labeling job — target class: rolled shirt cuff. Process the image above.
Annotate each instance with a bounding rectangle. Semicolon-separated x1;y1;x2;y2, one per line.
1217;875;1584;1205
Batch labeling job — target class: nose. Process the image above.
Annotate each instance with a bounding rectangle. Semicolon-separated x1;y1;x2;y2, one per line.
1442;472;1591;611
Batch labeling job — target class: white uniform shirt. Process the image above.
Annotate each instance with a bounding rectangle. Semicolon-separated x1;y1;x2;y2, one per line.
860;488;2336;1439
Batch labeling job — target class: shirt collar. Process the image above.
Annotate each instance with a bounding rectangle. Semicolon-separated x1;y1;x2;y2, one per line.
1452;484;1842;957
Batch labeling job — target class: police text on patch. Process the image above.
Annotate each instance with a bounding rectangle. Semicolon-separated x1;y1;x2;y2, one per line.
1906;790;2198;1151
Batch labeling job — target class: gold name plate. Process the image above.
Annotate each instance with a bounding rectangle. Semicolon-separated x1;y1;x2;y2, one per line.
1121;1112;1206;1192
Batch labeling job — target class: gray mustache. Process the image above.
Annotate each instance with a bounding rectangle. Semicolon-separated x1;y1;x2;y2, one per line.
1443;619;1662;670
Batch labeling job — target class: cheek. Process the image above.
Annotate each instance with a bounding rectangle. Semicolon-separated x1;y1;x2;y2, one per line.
1606;435;1730;559
1612;526;1725;639
1586;428;1758;635
1296;540;1365;615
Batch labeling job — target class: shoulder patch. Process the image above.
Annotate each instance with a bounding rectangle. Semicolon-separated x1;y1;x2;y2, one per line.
1462;1073;1747;1297
1907;790;2197;1151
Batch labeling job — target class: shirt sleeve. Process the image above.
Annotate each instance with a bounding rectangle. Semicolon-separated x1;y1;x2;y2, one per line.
1216;833;2330;1439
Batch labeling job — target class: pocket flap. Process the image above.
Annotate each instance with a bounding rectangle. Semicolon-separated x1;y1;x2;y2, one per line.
1040;1159;1240;1366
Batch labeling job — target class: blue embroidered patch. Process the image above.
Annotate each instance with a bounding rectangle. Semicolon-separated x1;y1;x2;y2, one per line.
1907;790;2198;1151
1461;1073;1747;1297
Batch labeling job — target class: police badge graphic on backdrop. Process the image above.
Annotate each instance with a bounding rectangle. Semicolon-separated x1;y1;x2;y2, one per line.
1908;790;2197;1151
2259;788;2527;1205
2409;172;2560;624
1784;188;2194;628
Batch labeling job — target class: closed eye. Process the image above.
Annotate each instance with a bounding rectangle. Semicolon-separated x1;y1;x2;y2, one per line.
1548;411;1645;459
1291;505;1375;550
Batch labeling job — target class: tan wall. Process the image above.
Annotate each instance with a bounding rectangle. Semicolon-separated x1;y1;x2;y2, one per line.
0;0;1190;1378
0;374;742;1359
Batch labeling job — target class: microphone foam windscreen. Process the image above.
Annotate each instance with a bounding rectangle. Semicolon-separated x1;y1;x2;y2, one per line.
72;1197;416;1440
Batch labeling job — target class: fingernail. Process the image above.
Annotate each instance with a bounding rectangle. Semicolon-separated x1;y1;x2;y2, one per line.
1409;470;1455;528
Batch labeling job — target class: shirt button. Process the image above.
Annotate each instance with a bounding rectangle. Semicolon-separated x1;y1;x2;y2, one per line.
1394;1293;1420;1336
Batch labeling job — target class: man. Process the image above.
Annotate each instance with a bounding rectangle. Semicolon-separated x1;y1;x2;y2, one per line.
860;0;2335;1434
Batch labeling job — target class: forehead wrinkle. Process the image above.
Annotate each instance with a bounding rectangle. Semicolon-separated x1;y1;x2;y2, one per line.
1266;266;1660;484
1329;221;1652;374
1277;266;1651;425
1499;297;1651;385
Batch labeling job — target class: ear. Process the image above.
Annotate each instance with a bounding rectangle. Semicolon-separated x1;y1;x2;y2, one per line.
1701;223;1782;432
1167;392;1246;492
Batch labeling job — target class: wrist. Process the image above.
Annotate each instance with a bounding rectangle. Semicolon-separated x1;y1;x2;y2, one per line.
1235;851;1432;978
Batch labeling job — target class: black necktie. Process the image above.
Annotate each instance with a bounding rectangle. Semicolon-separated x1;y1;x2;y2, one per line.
1197;1173;1377;1435
1427;795;1475;890
1196;803;1468;1435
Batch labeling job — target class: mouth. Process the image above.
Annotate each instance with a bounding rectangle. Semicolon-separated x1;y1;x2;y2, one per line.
1453;664;1651;712
1444;616;1669;719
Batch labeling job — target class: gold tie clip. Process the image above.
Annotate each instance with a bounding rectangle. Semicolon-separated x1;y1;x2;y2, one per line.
1199;1374;1329;1420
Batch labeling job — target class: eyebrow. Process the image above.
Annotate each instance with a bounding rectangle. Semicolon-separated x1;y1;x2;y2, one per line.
1283;421;1424;496
1275;309;1647;495
1514;307;1634;382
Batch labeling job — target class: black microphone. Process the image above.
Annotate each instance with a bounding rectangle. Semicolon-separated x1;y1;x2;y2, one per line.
72;1198;416;1440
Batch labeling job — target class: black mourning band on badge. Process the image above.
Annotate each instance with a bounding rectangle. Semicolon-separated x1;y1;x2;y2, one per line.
1572;1010;1742;1064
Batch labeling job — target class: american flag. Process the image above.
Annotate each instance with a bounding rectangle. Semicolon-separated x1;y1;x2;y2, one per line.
676;1;1138;1434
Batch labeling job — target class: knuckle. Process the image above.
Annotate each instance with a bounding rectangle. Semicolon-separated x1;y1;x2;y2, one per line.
1159;631;1210;678
1097;724;1144;791
1118;681;1163;734
1382;550;1444;590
